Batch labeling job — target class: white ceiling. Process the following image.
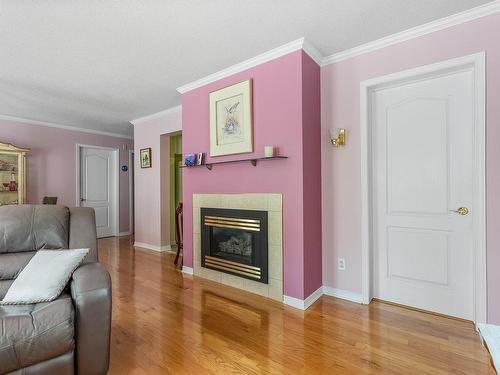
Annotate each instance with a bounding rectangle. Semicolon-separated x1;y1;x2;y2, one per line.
0;0;493;138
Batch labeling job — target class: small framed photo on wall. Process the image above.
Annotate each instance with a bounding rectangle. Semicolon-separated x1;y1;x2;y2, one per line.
140;148;152;168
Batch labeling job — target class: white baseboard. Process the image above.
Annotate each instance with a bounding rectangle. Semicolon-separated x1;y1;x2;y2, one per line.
182;266;193;275
322;286;363;304
283;286;324;310
117;231;131;237
133;242;170;252
165;245;178;253
477;323;500;372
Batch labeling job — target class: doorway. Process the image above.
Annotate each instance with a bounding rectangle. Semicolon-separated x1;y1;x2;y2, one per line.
169;133;182;250
360;53;486;322
76;144;119;238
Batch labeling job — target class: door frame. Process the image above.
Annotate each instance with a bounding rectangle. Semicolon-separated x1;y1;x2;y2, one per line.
128;149;135;234
75;144;120;237
359;52;486;323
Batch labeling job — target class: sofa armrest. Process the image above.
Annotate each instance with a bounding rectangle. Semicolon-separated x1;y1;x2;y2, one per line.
69;207;98;263
70;263;112;375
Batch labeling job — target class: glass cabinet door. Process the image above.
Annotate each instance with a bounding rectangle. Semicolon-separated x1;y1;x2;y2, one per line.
0;153;19;205
0;143;29;206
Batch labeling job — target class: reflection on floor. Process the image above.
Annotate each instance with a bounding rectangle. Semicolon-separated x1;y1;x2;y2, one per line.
99;236;493;374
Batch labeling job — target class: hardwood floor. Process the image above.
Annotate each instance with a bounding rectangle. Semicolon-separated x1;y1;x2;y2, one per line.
98;236;494;374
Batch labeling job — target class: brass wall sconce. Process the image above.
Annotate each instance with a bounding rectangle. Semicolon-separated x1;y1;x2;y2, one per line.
330;128;346;147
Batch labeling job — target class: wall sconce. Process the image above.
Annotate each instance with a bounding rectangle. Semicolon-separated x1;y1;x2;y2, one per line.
330;128;346;147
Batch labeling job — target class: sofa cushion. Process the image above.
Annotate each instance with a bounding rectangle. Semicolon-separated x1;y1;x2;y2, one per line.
0;280;13;300
0;293;75;374
0;205;69;254
1;249;89;305
0;252;35;281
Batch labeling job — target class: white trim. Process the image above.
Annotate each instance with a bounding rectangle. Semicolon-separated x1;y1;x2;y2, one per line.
0;113;133;140
76;144;120;238
128;150;135;235
302;39;324;66
130;105;182;126
477;323;500;372
322;1;500;65
359;52;487;323
283;286;323;310
133;242;171;252
181;266;194;275
176;38;321;94
323;287;364;304
117;231;131;237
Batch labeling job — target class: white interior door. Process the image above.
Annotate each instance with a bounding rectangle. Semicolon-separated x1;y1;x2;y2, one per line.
80;146;117;238
372;69;475;320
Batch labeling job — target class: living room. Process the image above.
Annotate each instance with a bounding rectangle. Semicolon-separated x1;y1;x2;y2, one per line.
1;1;500;374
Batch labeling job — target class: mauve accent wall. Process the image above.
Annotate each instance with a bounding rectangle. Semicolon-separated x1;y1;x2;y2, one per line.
321;13;500;323
0;119;133;232
182;50;322;300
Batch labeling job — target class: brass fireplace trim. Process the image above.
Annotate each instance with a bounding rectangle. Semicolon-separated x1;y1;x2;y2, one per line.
204;255;262;278
204;216;261;232
205;215;260;224
205;262;261;279
205;255;261;271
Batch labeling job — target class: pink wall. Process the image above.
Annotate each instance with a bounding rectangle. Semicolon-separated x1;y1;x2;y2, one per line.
302;53;323;297
0;119;133;232
181;51;322;300
321;13;500;323
133;109;182;247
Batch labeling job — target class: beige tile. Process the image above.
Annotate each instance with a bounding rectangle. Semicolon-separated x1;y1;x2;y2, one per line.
220;273;245;290
220;194;245;209
198;267;222;283
192;209;201;234
198;194;222;208
243;279;269;297
267;194;283;212
242;194;268;210
268;245;283;280
268;212;283;247
193;236;201;268
192;194;201;208
268;278;283;301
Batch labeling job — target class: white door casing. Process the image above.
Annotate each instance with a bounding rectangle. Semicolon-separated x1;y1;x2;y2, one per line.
77;145;119;238
360;53;486;322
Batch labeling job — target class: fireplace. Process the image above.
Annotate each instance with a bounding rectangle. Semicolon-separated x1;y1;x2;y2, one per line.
201;208;268;284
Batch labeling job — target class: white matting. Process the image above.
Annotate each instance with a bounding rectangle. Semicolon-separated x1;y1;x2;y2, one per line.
477;323;500;372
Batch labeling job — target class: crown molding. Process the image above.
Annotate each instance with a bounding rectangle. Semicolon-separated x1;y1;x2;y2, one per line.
130;105;182;126
0;114;133;140
176;38;323;94
321;0;500;66
302;39;324;66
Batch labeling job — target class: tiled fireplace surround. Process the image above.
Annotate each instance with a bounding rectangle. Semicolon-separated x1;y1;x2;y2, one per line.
193;193;283;301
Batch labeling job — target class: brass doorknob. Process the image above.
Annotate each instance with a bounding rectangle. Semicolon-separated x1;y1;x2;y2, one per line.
450;207;469;216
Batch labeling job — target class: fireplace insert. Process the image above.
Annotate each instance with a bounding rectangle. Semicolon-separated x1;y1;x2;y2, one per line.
201;207;268;283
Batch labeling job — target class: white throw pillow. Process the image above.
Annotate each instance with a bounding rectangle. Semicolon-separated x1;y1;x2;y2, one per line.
0;249;89;305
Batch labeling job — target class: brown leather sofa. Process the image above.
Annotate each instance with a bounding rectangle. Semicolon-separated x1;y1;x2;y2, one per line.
0;205;112;375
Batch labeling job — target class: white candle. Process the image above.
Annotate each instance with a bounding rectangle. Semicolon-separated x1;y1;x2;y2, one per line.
264;146;275;158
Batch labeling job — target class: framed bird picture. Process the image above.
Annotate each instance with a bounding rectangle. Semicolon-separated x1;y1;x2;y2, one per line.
140;147;152;168
209;79;253;156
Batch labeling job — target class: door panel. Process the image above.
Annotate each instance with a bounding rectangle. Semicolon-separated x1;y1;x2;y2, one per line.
80;147;116;238
372;70;474;320
387;98;449;215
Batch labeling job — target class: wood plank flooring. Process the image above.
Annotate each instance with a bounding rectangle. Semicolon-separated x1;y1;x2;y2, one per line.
98;236;494;374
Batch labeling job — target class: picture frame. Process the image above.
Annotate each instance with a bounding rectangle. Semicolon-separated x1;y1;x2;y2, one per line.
184;153;197;167
140;148;152;168
209;79;253;157
196;152;204;165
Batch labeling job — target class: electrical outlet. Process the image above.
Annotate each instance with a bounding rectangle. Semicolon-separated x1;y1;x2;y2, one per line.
338;258;346;271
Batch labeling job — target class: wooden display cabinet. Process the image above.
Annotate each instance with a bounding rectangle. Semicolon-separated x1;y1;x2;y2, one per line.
0;142;29;206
